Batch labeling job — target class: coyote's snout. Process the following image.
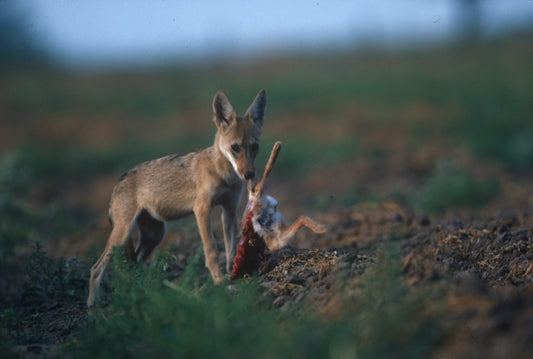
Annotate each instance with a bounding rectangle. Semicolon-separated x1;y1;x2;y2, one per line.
87;89;267;307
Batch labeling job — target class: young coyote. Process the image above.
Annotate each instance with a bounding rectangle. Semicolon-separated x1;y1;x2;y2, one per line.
87;90;267;307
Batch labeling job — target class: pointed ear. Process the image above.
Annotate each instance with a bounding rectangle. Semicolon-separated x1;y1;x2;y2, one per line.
212;91;236;132
246;89;267;128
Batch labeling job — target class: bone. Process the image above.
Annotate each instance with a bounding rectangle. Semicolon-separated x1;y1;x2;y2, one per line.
252;141;282;197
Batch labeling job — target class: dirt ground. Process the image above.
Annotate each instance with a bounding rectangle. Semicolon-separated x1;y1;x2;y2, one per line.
2;155;533;358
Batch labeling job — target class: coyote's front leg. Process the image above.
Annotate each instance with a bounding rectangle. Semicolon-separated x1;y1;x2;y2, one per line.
222;204;238;273
194;197;223;284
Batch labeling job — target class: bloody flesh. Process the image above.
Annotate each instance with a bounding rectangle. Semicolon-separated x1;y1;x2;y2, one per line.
231;205;266;280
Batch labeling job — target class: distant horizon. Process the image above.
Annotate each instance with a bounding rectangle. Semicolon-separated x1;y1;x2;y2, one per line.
8;0;533;68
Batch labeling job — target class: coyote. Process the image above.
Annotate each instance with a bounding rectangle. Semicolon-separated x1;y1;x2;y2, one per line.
87;90;267;307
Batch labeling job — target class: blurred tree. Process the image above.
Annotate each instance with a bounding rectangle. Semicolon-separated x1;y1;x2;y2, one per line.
0;1;49;69
455;0;482;42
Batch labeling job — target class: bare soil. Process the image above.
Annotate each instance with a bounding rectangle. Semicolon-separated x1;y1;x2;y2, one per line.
3;168;533;358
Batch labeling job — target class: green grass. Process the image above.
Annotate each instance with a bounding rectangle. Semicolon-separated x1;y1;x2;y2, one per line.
0;154;91;262
16;133;356;180
1;242;88;347
413;160;500;213
0;236;443;358
5;36;533;181
66;244;442;359
258;136;359;176
17;133;212;179
73;249;309;359
443;63;533;168
340;244;443;358
0;155;35;264
24;242;88;304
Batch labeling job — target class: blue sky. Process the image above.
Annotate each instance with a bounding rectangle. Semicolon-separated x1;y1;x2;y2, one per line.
14;0;533;67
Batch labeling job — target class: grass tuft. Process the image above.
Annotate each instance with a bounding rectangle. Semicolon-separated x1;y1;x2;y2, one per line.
0;154;35;264
67;243;442;359
24;242;88;304
414;160;500;213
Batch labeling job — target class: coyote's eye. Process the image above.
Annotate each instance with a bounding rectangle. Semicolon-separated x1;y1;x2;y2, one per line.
231;144;240;153
250;143;259;154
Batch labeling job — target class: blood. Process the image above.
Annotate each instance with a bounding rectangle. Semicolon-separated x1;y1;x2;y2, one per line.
231;209;266;280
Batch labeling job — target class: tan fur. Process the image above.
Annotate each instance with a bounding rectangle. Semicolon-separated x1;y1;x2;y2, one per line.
264;214;326;251
87;90;267;307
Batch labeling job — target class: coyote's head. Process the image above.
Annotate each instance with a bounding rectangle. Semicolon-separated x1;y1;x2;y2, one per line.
212;89;267;181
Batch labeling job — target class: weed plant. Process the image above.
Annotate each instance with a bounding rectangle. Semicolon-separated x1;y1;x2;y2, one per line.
1;242;88;349
346;244;443;358
23;242;88;305
0;155;35;264
414;160;500;213
73;249;292;358
69;244;442;359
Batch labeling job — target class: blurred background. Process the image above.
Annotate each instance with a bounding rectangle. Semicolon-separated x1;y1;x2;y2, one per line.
4;0;533;67
1;0;533;259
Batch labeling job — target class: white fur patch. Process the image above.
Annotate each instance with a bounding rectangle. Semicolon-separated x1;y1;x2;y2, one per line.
220;145;242;179
252;195;282;237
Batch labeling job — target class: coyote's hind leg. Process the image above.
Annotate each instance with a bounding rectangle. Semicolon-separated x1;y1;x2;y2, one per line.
87;207;138;307
135;209;166;262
